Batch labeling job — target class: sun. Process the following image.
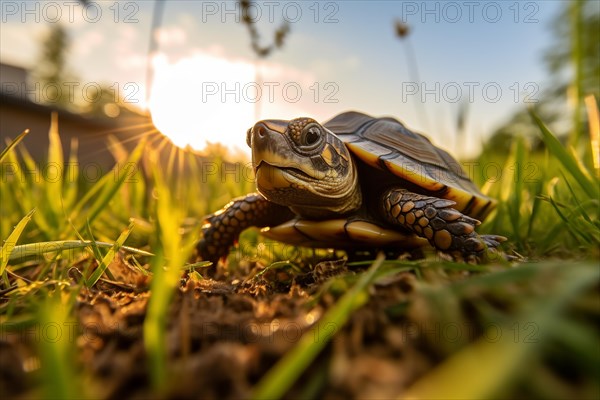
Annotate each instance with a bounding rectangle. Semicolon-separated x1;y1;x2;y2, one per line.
148;52;256;153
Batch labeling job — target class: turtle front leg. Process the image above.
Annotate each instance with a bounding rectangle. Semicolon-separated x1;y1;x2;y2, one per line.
196;193;295;264
380;188;505;258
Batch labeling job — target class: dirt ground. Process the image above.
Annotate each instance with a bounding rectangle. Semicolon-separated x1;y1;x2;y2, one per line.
1;252;434;399
1;253;596;399
76;258;435;399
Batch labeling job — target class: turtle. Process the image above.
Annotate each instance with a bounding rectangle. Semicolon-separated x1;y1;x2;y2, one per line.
196;111;505;264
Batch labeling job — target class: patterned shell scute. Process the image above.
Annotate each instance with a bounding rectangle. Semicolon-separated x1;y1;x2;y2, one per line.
323;111;373;136
324;111;495;219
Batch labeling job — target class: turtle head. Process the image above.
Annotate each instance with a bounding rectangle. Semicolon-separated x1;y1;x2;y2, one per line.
247;117;361;218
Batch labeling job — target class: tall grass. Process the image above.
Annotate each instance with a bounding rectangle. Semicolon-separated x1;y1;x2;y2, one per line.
0;116;250;396
475;105;599;256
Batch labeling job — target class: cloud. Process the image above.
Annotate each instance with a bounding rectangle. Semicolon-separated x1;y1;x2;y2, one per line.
154;27;187;47
114;26;146;71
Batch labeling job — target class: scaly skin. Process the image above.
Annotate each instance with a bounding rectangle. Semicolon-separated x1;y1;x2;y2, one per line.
380;188;505;258
196;193;294;264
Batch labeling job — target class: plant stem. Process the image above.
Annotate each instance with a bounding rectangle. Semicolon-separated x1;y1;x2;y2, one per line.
569;0;584;148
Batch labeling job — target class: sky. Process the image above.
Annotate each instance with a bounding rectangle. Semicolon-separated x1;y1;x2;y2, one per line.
0;0;565;157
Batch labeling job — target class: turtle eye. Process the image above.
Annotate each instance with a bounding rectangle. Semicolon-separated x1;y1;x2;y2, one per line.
301;125;322;147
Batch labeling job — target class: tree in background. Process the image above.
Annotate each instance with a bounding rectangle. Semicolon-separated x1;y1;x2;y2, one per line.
240;0;290;58
31;21;126;118
31;24;75;109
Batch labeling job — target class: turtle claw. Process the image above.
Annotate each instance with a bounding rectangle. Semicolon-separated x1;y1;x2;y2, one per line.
461;234;507;258
480;234;507;249
469;234;510;263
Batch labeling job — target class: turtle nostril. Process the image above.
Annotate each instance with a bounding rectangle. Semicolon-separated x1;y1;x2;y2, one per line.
255;124;267;138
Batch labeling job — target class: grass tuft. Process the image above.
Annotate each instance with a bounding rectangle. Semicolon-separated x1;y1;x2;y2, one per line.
84;221;135;287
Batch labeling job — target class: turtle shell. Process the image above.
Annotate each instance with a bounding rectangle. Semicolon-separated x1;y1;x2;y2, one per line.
324;111;495;220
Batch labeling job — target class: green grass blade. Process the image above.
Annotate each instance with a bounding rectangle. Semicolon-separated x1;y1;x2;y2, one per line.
560;171;594;224
0;209;35;276
530;110;599;199
68;171;113;220
7;240;153;261
144;158;196;392
2;150;28;216
37;291;80;399
183;261;212;270
547;197;591;244
508;137;525;244
85;221;135;287
83;220;116;281
46;113;65;219
0;129;29;162
584;95;599;175
526;160;547;239
144;249;168;391
62;138;79;210
10;146;55;237
252;253;385;400
83;220;104;263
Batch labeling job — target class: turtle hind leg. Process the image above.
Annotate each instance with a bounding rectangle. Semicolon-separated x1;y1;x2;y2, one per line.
196;193;294;265
380;188;506;259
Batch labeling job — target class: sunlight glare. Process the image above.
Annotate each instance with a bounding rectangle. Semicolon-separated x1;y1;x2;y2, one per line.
149;52;256;153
